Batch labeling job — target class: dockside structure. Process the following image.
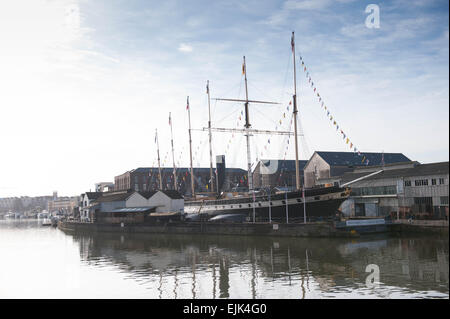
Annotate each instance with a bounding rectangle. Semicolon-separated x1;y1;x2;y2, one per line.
114;167;247;194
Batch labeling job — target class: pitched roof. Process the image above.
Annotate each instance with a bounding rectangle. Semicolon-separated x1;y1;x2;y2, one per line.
316;151;411;167
84;192;103;200
338;161;449;184
259;159;308;172
138;191;158;199
94;190;135;203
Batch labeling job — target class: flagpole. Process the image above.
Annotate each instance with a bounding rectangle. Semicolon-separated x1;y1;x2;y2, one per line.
169;112;178;191
155;128;163;190
207;80;214;193
303;187;306;223
187;96;195;198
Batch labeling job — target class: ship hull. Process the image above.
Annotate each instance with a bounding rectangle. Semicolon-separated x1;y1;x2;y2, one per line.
184;186;350;222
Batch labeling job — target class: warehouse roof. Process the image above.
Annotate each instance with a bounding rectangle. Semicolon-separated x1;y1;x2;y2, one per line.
315;151;411;167
84;192;103;200
94;190;135;202
138;191;158;199
131;167;246;174
259;159;308;172
338;161;449;184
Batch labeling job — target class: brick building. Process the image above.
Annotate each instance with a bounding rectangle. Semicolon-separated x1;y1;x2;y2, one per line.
114;167;247;194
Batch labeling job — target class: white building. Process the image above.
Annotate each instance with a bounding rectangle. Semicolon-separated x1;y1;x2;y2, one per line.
140;190;184;214
80;189;184;222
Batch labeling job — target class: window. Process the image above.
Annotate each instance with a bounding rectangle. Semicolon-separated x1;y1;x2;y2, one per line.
432;179;437;185
351;185;397;196
439;178;445;185
414;197;432;205
440;196;449;205
414;179;428;186
404;180;411;187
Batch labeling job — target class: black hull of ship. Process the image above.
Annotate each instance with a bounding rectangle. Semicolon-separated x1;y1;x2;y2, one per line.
185;186;349;222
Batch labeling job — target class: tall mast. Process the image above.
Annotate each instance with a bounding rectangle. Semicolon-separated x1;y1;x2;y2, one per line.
213;57;279;192
207;80;214;192
291;31;301;190
187;96;195;197
169;112;178;191
243;56;253;191
155;128;163;190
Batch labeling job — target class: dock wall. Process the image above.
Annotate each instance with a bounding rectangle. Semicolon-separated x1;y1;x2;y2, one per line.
395;219;449;236
59;221;359;238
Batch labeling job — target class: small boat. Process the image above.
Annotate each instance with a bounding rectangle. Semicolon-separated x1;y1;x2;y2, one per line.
41;219;52;226
50;216;59;227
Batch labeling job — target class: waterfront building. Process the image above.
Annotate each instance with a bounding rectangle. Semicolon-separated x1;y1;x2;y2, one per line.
81;189;185;222
114;167;247;194
252;159;308;189
322;161;449;219
47;196;78;215
139;190;184;213
303;151;411;188
79;192;103;221
0;196;53;213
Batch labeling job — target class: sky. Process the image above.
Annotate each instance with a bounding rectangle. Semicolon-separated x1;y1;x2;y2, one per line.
0;0;448;197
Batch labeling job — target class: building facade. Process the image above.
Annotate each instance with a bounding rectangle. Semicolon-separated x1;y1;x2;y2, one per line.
333;161;449;219
48;196;79;215
83;189;185;222
303;151;411;188
114;167;247;194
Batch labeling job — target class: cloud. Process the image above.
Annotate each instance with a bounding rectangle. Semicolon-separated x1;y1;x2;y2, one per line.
178;43;193;52
283;0;332;10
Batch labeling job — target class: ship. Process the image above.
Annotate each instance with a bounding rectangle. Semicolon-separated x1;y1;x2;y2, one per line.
162;32;351;222
184;186;350;222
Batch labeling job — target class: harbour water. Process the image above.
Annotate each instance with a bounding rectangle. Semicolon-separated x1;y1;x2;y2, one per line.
0;219;448;299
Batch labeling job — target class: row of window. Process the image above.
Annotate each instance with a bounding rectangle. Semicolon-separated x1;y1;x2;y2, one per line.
351;185;397;196
412;196;449;206
404;178;445;187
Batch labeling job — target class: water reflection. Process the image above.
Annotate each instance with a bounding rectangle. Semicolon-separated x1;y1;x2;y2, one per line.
0;220;447;298
68;230;449;299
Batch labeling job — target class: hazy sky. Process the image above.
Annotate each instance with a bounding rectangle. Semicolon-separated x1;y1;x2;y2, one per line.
0;0;448;197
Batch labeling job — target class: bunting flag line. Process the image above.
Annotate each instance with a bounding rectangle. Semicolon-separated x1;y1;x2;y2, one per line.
300;54;366;163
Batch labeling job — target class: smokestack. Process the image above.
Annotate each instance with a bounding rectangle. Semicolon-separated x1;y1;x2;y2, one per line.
216;155;226;194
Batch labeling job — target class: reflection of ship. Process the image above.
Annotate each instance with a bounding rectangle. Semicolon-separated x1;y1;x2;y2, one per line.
183;32;349;221
64;230;449;298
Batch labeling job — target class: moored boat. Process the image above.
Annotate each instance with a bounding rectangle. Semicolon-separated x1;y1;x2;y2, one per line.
182;32;350;221
185;186;349;221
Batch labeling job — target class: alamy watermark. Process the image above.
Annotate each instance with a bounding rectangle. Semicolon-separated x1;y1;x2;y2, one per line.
365;264;380;288
365;4;380;29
